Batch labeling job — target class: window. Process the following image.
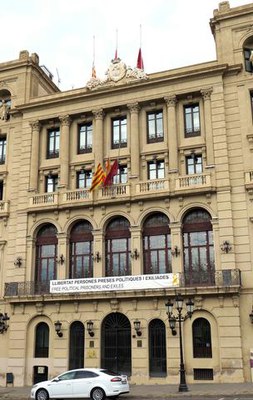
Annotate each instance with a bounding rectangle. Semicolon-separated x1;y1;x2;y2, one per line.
105;217;131;276
70;221;93;279
35;322;49;358
183;209;214;286
147;111;164;143
46;174;58;193
35;224;58;287
244;48;253;73
47;128;60;158
0;136;6;164
193;318;212;358
113;165;127;184
78;123;92;154
184;104;200;137
0;181;3;200
112;117;127;149
186;154;203;174
243;37;253;73
148;160;165;180
77;170;92;189
143;213;171;275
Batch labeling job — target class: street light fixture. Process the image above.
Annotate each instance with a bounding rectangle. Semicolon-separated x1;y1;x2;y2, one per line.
165;293;194;392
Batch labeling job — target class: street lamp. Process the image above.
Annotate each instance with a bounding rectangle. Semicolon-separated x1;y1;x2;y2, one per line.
165;293;194;392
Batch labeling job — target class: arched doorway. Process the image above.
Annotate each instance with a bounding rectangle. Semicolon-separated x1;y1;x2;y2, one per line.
69;321;85;370
149;319;167;377
101;312;131;376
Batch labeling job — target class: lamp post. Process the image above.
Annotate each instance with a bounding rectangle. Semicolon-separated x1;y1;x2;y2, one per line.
165;293;194;392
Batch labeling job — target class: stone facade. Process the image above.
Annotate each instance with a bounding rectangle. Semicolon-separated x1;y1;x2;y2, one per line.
0;0;253;388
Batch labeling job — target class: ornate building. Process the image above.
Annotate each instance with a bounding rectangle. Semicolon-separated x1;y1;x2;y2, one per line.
0;0;253;387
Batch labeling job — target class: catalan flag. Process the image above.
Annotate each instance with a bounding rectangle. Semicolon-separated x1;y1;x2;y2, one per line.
89;163;105;192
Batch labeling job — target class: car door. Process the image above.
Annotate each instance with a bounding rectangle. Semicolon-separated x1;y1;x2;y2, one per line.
48;371;76;398
72;370;99;397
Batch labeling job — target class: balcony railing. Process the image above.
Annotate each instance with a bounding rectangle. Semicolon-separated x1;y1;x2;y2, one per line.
29;192;58;207
98;184;130;199
62;189;92;203
4;269;241;297
175;173;212;190
245;171;253;190
136;179;169;194
0;200;9;214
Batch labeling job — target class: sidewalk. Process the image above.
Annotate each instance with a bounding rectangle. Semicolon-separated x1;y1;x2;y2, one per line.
0;383;253;399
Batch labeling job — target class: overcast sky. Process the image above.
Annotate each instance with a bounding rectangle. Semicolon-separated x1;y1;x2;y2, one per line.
2;0;249;90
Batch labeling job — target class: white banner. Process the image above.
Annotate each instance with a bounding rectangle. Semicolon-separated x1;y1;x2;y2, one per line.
50;273;180;294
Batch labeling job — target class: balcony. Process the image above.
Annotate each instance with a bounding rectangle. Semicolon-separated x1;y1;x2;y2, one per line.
175;173;213;193
245;171;253;191
97;184;130;201
135;179;169;196
4;268;241;300
62;189;92;203
0;200;9;217
29;192;58;209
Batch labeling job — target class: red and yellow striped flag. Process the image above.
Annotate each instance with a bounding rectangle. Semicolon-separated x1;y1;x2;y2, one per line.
89;163;105;192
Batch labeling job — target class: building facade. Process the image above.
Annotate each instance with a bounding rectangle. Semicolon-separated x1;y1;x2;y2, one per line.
0;0;253;387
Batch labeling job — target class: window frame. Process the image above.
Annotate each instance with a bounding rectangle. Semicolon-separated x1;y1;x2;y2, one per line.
186;154;203;175
113;165;127;184
143;213;171;275
184;104;200;137
47;128;60;159
111;116;127;149
45;174;58;193
76;170;92;189
69;221;93;279
147;110;164;143
0;136;6;164
148;160;165;180
77;122;93;154
105;218;131;277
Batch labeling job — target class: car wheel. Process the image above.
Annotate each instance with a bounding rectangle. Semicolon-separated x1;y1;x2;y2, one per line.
90;387;106;400
36;388;49;400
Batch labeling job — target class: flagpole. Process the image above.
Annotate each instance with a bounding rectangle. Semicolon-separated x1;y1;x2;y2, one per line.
115;28;118;60
92;35;96;78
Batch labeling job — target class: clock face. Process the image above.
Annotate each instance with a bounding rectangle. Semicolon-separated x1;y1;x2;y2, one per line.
108;60;126;82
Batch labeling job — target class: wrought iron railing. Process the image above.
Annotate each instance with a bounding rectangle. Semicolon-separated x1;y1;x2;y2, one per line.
4;269;241;297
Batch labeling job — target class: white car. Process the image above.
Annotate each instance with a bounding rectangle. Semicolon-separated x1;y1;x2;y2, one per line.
30;368;129;400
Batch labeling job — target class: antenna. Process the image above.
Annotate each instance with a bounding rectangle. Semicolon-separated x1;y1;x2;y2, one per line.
56;68;61;85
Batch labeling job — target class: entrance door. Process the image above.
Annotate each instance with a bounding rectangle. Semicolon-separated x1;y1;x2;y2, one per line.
69;321;84;370
101;312;131;376
149;319;167;377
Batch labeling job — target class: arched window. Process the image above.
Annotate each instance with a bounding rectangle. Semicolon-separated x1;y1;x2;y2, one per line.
105;217;131;276
35;224;58;292
182;209;214;286
192;318;212;358
70;221;93;278
35;322;49;358
243;36;253;73
149;319;167;377
143;213;171;274
69;321;84;370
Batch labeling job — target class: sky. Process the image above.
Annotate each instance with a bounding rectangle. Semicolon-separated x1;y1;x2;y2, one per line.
2;0;250;91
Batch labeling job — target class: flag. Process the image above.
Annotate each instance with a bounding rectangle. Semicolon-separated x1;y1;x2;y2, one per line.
137;48;144;70
89;163;105;191
103;160;119;187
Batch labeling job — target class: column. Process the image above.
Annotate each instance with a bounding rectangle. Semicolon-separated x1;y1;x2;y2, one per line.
92;229;104;277
29;121;41;191
129;226;142;275
59;115;71;188
164;95;178;172
128;102;140;178
92;109;104;167
201;88;214;166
